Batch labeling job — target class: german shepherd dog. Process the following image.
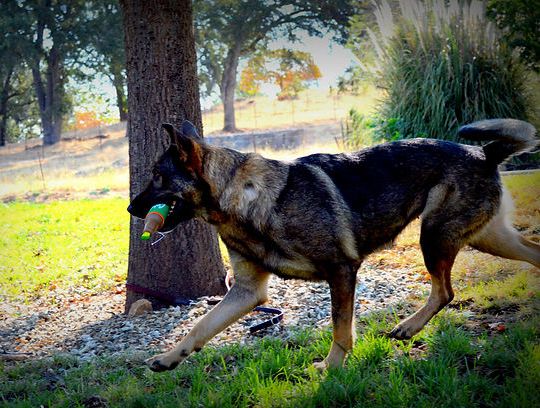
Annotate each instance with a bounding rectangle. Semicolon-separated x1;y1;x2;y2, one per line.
128;119;540;372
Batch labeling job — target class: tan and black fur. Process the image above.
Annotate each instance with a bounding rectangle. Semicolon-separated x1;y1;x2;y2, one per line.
128;119;540;372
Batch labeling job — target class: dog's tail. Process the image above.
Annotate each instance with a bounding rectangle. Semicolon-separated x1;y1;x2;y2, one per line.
458;119;538;164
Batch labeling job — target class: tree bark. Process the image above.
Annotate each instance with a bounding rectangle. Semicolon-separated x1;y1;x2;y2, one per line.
0;109;7;146
110;64;128;122
220;44;242;132
31;46;64;146
121;0;226;311
0;67;13;146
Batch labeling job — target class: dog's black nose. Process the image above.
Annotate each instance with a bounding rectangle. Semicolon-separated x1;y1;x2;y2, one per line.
127;204;134;214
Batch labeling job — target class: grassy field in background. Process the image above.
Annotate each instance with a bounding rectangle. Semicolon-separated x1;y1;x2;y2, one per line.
0;198;130;302
0;138;129;198
201;88;380;135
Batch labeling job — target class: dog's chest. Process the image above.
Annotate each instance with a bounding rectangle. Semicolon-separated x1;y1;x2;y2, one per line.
218;222;319;280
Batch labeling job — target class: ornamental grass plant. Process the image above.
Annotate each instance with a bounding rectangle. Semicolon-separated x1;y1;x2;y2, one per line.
356;0;530;142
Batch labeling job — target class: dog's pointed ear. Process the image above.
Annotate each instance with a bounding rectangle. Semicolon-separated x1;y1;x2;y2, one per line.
161;122;203;175
181;120;201;140
162;123;179;146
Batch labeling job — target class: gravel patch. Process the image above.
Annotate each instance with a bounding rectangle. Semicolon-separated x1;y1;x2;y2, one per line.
0;264;429;361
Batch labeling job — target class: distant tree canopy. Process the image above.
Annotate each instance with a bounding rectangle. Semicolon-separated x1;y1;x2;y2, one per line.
239;49;321;100
83;0;127;121
18;0;95;145
6;0;535;148
1;0;360;143
0;0;125;146
0;2;35;146
195;0;358;132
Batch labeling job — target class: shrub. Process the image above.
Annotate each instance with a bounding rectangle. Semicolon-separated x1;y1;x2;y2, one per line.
357;0;530;141
339;109;378;149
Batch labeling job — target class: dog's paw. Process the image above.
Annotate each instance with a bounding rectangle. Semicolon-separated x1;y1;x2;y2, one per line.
388;323;416;340
145;354;181;372
313;360;328;371
312;360;328;372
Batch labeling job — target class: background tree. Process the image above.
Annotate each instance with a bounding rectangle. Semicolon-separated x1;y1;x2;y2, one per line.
120;0;226;311
0;68;37;146
239;49;321;100
335;1;380;94
195;0;357;132
0;0;126;145
0;55;17;146
0;1;36;146
487;0;540;72
14;0;93;145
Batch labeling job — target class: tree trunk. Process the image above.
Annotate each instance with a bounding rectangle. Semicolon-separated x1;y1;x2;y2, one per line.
110;63;128;122
220;44;241;132
31;46;63;146
0;67;13;146
0;123;6;147
115;82;128;122
0;116;6;146
0;101;8;146
121;0;226;312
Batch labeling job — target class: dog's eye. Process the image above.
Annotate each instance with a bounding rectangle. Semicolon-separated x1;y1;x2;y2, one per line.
152;169;163;186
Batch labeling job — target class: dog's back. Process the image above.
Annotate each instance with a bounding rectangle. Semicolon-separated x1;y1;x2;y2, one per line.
295;139;496;254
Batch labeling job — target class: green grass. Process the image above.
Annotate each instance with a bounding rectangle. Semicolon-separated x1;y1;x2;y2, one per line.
1;312;538;407
0;198;130;302
460;270;539;312
0;195;232;304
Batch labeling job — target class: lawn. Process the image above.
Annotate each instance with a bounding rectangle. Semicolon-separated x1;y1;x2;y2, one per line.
0;172;538;407
0;198;129;302
1;311;538;407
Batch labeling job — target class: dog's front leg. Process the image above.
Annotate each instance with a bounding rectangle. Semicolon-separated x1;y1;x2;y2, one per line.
146;256;270;372
314;264;358;371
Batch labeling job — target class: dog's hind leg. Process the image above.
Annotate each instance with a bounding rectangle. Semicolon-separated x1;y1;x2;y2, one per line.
146;254;270;372
469;191;540;268
314;263;358;370
390;222;460;340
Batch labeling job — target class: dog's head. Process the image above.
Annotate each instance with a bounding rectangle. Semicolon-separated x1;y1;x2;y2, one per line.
127;120;207;232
